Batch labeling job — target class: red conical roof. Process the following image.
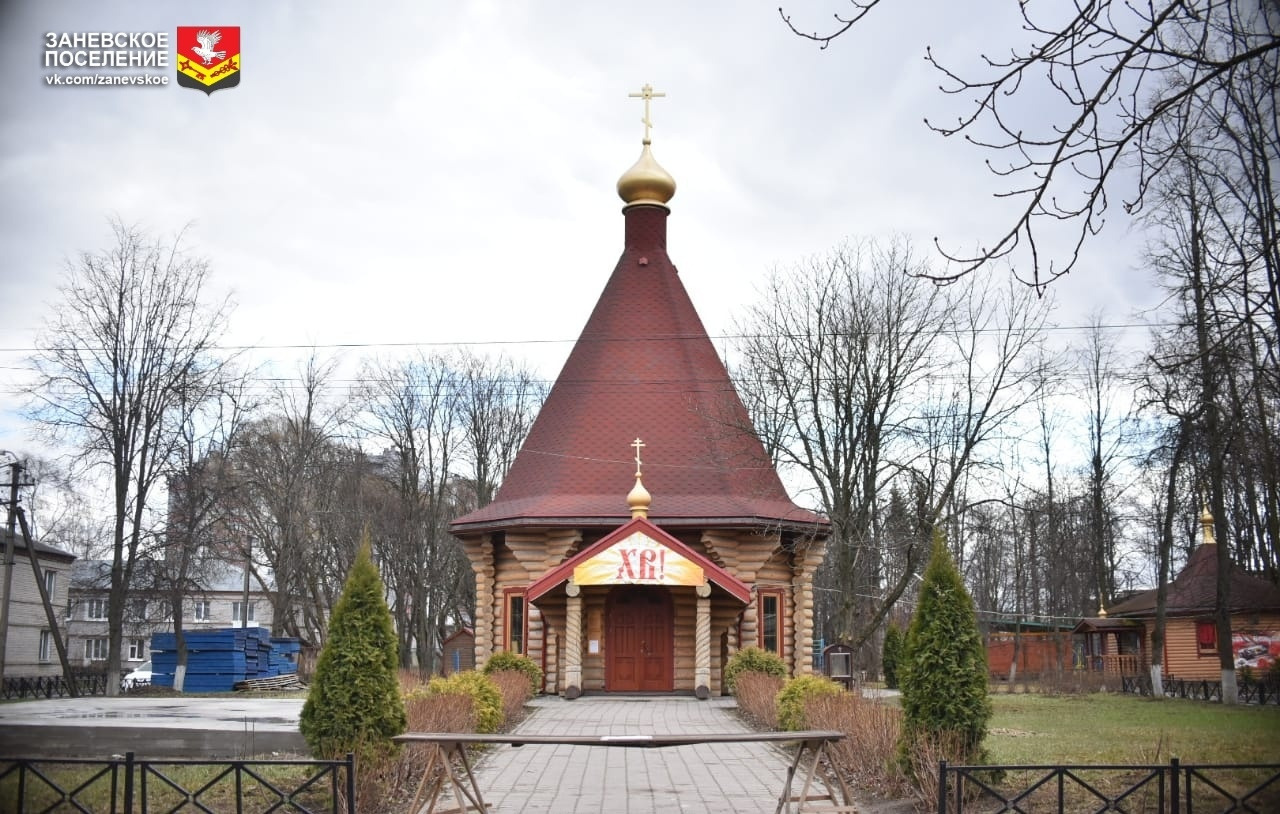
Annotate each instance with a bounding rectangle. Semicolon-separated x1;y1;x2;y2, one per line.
1107;543;1280;617
451;204;825;534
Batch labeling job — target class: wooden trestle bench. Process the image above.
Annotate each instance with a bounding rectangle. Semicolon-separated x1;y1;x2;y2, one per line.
393;730;854;814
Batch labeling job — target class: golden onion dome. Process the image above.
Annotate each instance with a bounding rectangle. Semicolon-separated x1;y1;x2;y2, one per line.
617;141;676;208
1200;505;1216;545
627;475;652;519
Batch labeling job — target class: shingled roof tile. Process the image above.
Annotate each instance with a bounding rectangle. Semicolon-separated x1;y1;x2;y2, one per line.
451;204;825;534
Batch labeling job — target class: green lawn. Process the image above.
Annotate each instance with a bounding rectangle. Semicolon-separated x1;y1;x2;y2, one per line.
986;692;1280;765
942;694;1280;812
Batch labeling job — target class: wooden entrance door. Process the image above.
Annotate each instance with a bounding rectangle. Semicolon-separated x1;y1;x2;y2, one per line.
606;586;673;692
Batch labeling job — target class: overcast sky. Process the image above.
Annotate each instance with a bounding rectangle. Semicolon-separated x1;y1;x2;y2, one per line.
0;0;1161;458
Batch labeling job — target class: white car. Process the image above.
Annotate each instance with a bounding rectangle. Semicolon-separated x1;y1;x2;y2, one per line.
122;660;153;689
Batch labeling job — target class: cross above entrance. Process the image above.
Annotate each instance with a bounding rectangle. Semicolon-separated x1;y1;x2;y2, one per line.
628;83;665;144
631;437;645;477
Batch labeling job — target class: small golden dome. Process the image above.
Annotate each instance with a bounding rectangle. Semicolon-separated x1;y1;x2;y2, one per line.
617;141;676;208
1200;505;1216;545
627;475;652;519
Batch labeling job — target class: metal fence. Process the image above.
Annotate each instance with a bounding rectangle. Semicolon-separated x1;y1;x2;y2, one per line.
0;752;356;814
1120;673;1280;705
939;758;1280;813
1;672;108;700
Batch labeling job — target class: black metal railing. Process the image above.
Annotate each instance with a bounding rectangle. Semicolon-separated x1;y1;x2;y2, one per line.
0;752;356;814
1120;673;1280;705
939;758;1280;813
1238;678;1280;705
1;672;108;700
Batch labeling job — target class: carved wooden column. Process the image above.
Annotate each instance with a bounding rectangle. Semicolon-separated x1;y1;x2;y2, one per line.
792;542;825;676
545;629;558;693
564;581;583;699
742;596;759;652
467;537;496;667
695;581;712;699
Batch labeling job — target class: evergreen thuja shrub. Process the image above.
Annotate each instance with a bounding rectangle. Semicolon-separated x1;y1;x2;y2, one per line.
724;646;788;694
897;531;992;769
300;538;407;761
882;622;903;689
776;674;843;730
482;651;543;697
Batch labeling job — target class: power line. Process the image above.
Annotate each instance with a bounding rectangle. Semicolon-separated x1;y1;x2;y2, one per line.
811;584;1114;626
0;321;1175;356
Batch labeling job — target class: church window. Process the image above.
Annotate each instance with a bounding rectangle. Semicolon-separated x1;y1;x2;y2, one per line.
505;589;526;655
758;589;784;657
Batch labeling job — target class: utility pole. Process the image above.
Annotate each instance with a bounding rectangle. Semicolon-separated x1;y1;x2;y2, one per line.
16;506;77;694
0;458;25;684
241;537;251;629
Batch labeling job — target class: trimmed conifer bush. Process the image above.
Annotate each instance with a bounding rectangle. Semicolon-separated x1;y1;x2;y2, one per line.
882;622;903;689
482;650;543;697
776;674;843;730
300;537;407;762
724;646;788;693
897;531;992;768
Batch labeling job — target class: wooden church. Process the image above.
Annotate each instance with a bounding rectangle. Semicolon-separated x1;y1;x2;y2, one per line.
1074;507;1280;680
450;87;829;697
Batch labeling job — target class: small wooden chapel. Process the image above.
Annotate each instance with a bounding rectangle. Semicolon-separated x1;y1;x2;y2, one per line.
450;86;830;697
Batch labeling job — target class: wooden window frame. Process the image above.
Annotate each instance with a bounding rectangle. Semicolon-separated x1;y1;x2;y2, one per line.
757;588;785;658
503;588;527;655
39;630;51;662
86;598;108;621
85;638;108;661
128;638;147;661
1195;620;1217;655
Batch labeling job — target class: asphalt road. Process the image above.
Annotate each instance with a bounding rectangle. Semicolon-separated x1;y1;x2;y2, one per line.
0;695;307;758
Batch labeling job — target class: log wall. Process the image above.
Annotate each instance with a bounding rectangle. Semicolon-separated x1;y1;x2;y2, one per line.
459;524;827;694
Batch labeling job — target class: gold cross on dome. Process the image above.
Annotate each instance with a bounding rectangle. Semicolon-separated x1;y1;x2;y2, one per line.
628;83;665;144
631;437;646;476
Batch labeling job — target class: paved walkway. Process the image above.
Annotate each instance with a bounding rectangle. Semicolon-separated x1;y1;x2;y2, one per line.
0;692;868;811
468;695;813;813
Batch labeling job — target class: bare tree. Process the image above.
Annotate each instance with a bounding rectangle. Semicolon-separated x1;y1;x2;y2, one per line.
1142;143;1273;703
1079;317;1138;610
25;220;233;694
20;455;109;560
147;373;254;690
354;350;544;673
230;354;352;645
733;239;945;660
913;271;1053;544
779;0;1279;287
732;238;1051;660
355;352;462;672
456;350;546;512
1027;347;1068;623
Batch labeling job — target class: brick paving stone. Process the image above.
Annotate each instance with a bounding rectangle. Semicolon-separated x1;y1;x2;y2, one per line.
471;695;814;813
